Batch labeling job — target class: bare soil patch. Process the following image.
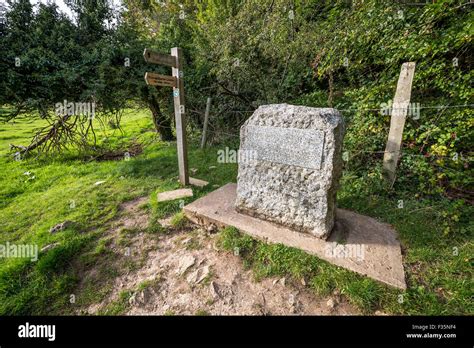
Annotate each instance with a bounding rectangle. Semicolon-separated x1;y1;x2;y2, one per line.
77;196;359;315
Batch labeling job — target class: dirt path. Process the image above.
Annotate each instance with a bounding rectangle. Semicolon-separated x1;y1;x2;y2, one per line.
81;197;359;316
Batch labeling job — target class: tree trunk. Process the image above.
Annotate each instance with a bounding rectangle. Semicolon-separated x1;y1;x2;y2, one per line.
142;87;175;141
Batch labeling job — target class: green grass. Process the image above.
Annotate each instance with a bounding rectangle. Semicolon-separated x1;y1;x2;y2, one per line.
0;109;235;315
98;290;133;315
218;175;473;315
0;108;471;315
169;212;187;229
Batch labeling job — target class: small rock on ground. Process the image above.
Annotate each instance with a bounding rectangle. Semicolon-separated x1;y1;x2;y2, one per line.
177;255;196;275
50;220;74;234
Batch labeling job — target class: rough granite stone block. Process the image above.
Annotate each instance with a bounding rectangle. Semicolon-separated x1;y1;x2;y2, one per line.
235;104;344;239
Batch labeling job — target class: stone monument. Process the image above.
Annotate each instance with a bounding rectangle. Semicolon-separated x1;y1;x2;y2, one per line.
235;104;344;240
184;103;406;288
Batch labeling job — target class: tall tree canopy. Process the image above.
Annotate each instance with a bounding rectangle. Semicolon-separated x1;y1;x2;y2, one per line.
0;0;174;154
0;0;472;194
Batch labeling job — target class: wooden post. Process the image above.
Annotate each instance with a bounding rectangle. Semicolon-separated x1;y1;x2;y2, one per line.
143;47;189;186
383;62;416;185
200;97;211;149
170;47;189;185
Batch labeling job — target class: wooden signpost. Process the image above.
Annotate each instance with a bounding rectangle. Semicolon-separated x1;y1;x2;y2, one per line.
383;62;416;185
144;47;189;185
143;49;176;67
144;72;177;88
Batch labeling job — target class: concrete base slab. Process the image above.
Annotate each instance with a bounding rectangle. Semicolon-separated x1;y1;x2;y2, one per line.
189;177;209;187
184;183;406;289
157;188;193;202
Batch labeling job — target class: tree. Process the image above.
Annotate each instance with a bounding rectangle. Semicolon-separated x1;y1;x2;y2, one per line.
0;0;174;155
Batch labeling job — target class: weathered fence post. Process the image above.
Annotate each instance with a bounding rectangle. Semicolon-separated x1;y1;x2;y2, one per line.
382;62;416;185
200;97;211;149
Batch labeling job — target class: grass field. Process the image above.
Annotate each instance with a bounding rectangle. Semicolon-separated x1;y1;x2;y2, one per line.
0;109;472;315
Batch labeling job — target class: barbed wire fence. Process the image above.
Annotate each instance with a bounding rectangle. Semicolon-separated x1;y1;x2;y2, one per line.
181;103;473;162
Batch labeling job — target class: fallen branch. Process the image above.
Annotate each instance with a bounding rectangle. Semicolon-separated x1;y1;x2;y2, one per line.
10;113;93;156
